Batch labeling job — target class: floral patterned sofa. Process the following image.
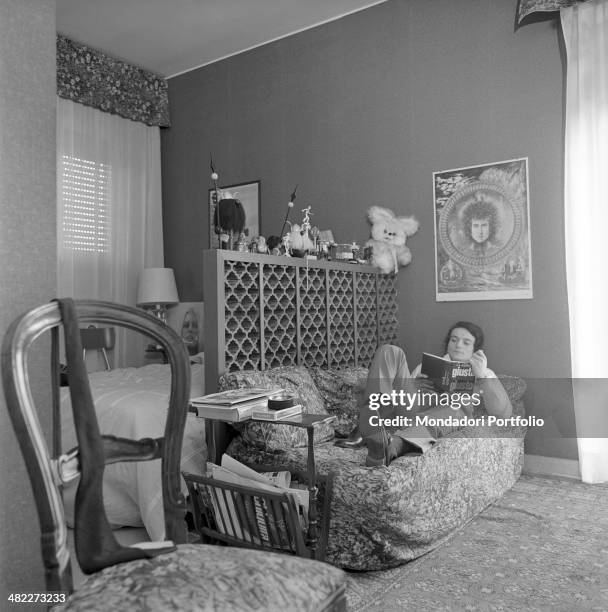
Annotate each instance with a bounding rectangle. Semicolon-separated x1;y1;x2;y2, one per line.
221;364;527;571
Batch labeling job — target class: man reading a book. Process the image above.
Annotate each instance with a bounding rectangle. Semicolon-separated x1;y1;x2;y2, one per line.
335;321;512;466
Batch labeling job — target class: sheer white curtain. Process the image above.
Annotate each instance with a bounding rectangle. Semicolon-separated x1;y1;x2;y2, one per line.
562;0;608;483
57;98;164;367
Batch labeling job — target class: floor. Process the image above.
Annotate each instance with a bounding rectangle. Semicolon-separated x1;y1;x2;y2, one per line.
346;473;608;611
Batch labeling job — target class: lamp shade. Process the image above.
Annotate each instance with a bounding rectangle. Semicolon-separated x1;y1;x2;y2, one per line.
137;268;179;306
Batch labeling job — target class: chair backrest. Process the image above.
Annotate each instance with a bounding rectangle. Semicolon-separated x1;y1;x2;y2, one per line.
1;299;191;592
80;325;115;370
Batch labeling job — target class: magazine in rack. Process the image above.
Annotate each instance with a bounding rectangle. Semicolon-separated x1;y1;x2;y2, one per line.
206;455;309;544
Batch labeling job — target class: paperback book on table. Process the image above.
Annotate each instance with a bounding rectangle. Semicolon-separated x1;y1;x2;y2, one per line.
251;404;303;421
420;352;475;393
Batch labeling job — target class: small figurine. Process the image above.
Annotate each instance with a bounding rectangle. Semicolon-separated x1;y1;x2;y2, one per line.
301;206;313;231
310;226;320;251
288;223;303;251
282;233;292;256
235;232;249;252
255;235;268;254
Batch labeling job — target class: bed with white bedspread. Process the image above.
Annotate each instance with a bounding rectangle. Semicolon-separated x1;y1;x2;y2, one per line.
61;361;207;541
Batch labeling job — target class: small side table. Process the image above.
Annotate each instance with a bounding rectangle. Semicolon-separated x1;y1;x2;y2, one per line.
249;413;335;557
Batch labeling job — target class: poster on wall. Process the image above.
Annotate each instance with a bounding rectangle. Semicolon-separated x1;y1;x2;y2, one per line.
433;157;532;301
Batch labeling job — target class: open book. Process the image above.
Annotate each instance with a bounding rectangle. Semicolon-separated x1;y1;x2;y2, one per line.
421;352;475;393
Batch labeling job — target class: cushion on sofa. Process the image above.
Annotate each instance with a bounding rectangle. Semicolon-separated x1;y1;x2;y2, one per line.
219;365;335;452
497;374;527;403
473;374;527;420
309;366;368;436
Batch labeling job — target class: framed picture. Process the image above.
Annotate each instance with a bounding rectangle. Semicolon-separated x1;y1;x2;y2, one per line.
433;157;533;301
209;180;261;248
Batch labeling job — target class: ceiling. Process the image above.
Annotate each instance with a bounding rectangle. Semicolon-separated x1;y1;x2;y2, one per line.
56;0;389;78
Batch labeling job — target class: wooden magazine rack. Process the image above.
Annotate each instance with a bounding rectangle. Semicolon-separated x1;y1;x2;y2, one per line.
183;469;334;561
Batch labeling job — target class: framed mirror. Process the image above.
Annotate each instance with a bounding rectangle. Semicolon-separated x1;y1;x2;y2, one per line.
209;180;261;248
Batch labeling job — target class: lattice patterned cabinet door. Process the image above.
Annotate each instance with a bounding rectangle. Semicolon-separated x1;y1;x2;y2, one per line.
299;267;328;368
225;260;261;371
328;269;355;368
263;264;297;368
356;272;378;367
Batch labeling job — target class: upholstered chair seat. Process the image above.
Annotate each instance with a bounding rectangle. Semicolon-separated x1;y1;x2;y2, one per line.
56;544;346;611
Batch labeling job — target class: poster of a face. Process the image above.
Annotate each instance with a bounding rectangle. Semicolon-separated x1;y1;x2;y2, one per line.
433;158;532;301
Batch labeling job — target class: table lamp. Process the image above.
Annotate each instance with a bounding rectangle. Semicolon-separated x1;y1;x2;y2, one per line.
136;267;179;324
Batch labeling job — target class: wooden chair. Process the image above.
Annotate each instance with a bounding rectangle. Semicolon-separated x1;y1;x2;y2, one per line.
1;299;347;611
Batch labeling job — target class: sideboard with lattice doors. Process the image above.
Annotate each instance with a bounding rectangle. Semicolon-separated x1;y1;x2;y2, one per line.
202;249;399;459
202;249;398;388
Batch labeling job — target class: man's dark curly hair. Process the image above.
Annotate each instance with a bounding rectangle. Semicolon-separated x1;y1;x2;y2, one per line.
463;199;498;243
443;321;484;353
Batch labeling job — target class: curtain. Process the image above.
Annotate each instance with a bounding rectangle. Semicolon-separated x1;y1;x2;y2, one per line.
56;34;170;127
517;0;590;24
57;97;164;367
562;0;608;483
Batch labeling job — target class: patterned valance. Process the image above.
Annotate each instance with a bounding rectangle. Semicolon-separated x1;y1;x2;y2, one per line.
56;34;170;127
517;0;591;23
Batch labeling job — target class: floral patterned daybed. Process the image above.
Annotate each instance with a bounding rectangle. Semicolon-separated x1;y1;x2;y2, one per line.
221;364;527;571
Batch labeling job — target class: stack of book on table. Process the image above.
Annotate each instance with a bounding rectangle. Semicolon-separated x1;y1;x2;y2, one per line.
207;455;309;543
191;388;302;421
190;388;283;421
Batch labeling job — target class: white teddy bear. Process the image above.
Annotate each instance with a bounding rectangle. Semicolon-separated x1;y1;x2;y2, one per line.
365;206;419;274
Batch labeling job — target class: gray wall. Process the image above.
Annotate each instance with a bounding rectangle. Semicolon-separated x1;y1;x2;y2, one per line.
0;0;57;600
162;0;576;459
